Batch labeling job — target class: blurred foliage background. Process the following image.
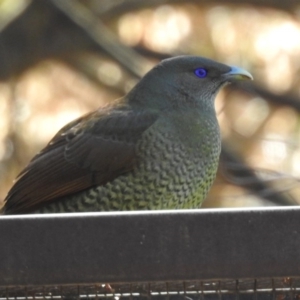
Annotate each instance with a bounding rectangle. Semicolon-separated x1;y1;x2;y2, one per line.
1;0;300;209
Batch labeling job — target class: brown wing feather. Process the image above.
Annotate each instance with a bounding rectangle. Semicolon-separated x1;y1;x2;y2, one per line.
3;103;158;214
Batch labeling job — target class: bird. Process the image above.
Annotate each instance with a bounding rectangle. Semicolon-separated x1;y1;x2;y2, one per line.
1;55;252;214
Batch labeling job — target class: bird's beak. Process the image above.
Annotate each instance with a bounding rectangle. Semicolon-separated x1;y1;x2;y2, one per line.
224;66;253;82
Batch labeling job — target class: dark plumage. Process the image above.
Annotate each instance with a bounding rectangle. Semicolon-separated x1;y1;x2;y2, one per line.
2;56;252;214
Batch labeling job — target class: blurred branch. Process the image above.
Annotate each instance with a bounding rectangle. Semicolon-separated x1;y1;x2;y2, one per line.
220;147;297;206
133;46;171;60
50;0;151;79
0;0;31;32
233;82;300;111
0;0;151;80
65;54;127;95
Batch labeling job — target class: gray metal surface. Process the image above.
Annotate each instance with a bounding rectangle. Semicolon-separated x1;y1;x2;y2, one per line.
0;207;300;286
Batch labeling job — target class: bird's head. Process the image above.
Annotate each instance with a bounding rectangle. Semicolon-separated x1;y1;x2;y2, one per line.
128;55;253;112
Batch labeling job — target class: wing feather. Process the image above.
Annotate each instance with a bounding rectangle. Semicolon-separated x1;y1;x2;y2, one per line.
3;104;158;214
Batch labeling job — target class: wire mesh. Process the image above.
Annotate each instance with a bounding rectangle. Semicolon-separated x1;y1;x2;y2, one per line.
1;278;300;300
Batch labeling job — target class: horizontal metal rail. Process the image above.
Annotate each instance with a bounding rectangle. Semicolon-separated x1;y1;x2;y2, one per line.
0;207;300;286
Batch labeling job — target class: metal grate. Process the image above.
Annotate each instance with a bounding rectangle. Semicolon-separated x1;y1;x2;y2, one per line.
1;278;300;300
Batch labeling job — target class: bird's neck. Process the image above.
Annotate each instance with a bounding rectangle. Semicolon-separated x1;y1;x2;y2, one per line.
127;81;216;113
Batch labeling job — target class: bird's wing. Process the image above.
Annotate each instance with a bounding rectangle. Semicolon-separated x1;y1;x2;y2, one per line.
3;104;158;214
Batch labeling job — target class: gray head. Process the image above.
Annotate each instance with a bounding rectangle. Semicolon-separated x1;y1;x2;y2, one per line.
128;55;252;111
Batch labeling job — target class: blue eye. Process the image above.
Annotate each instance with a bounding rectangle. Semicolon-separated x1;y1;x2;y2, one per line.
194;68;207;78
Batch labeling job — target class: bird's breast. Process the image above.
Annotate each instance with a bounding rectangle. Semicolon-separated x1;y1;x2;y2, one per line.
130;112;221;208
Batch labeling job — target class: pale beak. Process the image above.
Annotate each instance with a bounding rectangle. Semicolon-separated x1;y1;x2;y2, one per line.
224;66;253;82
